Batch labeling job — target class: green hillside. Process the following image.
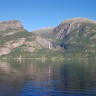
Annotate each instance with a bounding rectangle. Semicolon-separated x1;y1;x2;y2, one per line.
0;18;96;58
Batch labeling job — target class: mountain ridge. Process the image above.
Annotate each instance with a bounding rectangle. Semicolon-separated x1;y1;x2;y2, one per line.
0;20;24;31
62;17;96;24
0;17;96;58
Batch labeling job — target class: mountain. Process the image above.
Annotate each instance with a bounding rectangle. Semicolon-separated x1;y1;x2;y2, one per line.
52;18;96;57
0;20;50;58
32;27;55;39
0;18;96;58
33;18;96;57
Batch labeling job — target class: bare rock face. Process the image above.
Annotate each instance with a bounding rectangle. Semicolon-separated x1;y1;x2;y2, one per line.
0;20;24;31
53;18;96;39
36;36;49;48
0;36;50;56
62;18;96;24
0;18;96;57
0;48;11;56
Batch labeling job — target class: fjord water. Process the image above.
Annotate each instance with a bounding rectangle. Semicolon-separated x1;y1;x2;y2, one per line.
0;58;96;96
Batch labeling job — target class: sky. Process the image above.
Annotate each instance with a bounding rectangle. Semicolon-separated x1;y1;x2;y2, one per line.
0;0;96;31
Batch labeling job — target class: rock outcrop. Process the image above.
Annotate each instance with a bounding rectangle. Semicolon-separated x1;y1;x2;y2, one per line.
0;20;23;31
0;20;50;57
0;18;96;58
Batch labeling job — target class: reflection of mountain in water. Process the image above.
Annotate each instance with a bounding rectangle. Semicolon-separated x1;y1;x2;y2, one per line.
0;59;96;96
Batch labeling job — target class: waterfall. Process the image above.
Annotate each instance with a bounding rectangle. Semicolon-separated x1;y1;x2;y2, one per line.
49;42;51;49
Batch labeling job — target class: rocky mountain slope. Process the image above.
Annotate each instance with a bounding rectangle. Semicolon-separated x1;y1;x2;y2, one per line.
33;18;96;57
52;18;96;57
0;20;50;58
0;18;96;58
32;27;55;39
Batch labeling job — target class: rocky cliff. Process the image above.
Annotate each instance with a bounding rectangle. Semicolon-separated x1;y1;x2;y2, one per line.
52;18;96;57
33;18;96;57
0;20;24;31
0;20;50;57
0;18;96;58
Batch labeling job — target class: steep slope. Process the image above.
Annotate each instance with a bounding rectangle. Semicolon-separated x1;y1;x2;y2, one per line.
52;18;96;57
0;20;50;58
32;27;55;39
0;18;96;58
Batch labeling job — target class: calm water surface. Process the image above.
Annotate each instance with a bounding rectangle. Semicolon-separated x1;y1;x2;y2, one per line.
0;58;96;96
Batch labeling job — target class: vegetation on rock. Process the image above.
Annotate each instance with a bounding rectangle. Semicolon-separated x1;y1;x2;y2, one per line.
0;18;96;58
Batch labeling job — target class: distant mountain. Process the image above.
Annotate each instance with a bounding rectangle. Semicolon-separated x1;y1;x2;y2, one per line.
0;18;96;58
32;27;55;39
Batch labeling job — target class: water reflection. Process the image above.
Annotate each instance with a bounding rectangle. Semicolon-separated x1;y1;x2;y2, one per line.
0;59;96;96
